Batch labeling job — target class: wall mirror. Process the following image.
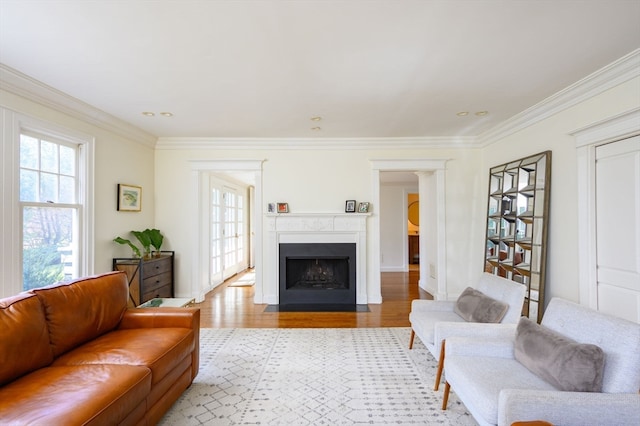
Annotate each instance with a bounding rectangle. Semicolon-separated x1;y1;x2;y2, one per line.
408;201;420;226
484;151;551;322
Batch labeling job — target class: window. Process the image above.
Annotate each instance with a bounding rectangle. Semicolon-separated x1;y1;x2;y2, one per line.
20;132;82;290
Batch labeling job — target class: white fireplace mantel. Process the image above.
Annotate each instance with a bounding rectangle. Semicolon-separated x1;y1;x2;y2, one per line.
264;213;369;304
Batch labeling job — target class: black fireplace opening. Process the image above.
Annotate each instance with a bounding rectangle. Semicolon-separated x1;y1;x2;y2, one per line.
279;243;356;305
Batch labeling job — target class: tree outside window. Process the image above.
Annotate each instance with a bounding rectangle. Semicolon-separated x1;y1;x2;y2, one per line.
20;133;79;290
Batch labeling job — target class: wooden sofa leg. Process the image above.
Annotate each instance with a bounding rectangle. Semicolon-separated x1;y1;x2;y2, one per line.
434;339;445;390
442;381;450;410
409;329;415;349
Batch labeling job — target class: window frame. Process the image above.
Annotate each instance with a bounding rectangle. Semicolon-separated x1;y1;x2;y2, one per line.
8;113;94;295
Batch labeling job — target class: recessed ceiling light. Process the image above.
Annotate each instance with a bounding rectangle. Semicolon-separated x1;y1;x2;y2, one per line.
456;111;469;116
475;111;489;116
160;112;173;117
311;116;322;121
311;127;321;131
142;112;155;117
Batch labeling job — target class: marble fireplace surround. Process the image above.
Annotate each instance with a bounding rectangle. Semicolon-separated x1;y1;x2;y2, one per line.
265;213;369;305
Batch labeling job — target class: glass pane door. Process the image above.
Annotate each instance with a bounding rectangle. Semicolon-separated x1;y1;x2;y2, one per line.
210;185;223;286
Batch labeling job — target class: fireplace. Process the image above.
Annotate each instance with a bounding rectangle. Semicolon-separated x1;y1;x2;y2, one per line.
279;243;356;305
265;213;372;305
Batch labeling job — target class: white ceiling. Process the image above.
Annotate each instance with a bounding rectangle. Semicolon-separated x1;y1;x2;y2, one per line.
0;1;639;140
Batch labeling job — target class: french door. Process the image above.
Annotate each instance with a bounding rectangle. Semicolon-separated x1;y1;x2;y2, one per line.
210;177;246;286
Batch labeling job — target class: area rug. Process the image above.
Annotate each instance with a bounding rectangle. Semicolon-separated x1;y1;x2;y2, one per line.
159;328;476;425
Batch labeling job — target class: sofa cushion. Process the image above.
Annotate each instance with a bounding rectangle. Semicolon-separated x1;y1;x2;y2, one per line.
31;271;129;357
445;355;556;425
0;364;150;425
53;327;194;385
454;287;508;323
0;293;53;386
514;317;605;392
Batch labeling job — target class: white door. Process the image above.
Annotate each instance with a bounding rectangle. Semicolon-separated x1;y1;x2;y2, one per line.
594;135;640;322
222;187;245;280
210;179;247;285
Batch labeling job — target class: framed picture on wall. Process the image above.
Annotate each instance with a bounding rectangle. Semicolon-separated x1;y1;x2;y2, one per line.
117;184;142;212
277;202;289;213
345;200;356;213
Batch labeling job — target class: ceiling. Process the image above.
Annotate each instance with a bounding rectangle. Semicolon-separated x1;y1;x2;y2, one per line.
0;1;639;141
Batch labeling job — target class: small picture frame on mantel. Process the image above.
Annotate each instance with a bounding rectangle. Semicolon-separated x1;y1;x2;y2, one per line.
358;202;370;213
345;200;356;213
277;202;289;213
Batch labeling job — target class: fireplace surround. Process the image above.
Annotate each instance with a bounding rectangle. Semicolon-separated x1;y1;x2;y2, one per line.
266;213;369;305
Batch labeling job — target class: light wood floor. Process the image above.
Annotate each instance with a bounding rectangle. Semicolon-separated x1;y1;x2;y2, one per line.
197;266;431;328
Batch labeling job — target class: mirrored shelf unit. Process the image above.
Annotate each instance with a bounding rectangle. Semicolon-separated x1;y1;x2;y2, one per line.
484;151;551;322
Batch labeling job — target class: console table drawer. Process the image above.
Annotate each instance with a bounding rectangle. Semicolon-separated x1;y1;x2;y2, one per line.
143;258;171;276
143;271;172;292
143;284;173;302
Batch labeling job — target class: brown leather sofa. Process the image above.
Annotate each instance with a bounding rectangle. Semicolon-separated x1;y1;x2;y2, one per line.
0;271;200;425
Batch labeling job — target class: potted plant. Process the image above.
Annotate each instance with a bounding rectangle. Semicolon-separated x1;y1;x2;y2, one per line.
132;230;152;259
113;229;164;259
113;236;141;258
146;228;164;256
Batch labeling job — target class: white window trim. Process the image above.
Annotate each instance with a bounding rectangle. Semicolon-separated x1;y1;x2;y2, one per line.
1;110;94;296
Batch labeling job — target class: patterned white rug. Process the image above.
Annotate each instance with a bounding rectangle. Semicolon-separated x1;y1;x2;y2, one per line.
160;328;476;425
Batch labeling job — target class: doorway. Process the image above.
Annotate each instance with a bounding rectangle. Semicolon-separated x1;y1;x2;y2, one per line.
371;159;448;302
575;109;640;322
209;177;248;286
408;193;420;269
189;159;263;303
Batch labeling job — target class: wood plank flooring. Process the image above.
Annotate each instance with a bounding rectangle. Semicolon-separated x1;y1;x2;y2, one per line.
197;267;431;328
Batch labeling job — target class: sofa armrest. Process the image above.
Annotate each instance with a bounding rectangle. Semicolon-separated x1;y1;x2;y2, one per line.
411;299;456;313
498;389;640;426
445;335;515;359
118;307;200;330
119;307;201;379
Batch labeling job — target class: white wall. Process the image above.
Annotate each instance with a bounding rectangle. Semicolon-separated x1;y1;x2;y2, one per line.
0;89;155;298
480;76;640;306
3;63;637;306
155;145;481;300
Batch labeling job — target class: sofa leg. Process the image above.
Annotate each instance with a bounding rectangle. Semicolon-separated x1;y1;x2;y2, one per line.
409;329;415;349
434;339;445;390
442;381;450;410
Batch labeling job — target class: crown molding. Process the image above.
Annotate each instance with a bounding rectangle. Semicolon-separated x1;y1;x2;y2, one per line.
477;48;640;147
2;48;637;151
155;136;476;150
0;64;157;147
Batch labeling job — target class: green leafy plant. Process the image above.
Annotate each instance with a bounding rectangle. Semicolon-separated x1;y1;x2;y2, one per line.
146;228;164;252
113;236;141;258
113;229;165;258
132;230;152;256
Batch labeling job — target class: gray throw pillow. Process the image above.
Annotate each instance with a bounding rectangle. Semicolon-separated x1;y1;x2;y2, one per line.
514;317;605;392
454;287;509;323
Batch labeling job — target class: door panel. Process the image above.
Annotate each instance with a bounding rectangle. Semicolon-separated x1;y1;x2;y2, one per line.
595;136;640;322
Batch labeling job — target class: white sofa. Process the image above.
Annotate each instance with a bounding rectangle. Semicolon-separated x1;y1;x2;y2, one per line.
442;297;640;426
409;272;526;389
